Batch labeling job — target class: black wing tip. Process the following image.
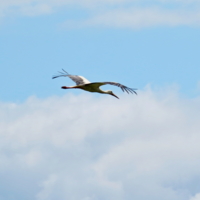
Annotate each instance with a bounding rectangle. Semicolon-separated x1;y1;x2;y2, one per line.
121;87;137;95
52;69;70;79
62;69;69;74
129;89;137;95
130;88;137;95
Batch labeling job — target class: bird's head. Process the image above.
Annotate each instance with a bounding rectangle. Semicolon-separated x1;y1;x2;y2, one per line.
107;90;119;99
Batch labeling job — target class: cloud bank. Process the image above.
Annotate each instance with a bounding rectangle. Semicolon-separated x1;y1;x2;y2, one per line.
1;87;200;200
1;0;200;28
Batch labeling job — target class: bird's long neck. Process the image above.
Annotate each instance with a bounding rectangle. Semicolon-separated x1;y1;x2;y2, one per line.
99;89;110;94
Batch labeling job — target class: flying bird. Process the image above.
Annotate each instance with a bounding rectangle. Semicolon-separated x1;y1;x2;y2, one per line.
52;69;137;99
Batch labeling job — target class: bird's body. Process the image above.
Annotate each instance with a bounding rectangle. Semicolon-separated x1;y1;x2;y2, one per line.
77;83;103;93
52;69;137;99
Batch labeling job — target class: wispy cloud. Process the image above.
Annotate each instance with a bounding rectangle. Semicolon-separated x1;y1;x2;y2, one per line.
1;0;200;28
1;87;200;199
70;7;200;29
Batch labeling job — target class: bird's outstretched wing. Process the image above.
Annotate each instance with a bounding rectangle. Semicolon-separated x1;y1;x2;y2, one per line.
105;82;137;94
52;69;90;85
87;82;137;95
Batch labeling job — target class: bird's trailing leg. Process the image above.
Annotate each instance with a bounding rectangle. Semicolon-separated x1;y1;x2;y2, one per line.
61;86;80;89
61;86;72;89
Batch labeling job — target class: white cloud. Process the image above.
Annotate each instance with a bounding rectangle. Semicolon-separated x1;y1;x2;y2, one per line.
19;4;52;16
1;87;200;199
75;7;200;28
1;0;200;28
190;193;200;200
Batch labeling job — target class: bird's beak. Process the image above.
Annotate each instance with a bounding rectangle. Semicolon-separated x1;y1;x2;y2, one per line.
110;93;119;99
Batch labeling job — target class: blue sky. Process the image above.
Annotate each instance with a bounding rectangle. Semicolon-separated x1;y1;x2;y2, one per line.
1;0;200;102
1;1;200;200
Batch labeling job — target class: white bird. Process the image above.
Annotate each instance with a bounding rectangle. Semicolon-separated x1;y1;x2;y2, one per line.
52;69;137;99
